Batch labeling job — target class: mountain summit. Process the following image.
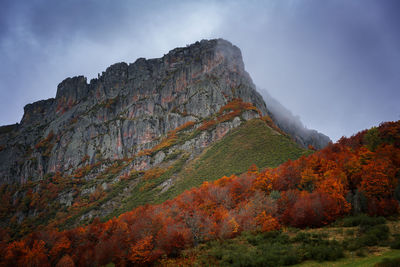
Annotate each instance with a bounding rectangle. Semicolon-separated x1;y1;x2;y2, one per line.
0;39;328;185
0;39;329;234
1;39;268;183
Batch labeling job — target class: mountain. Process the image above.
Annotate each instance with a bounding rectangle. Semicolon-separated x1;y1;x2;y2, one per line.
0;39;327;237
1;39;398;267
1;39;269;185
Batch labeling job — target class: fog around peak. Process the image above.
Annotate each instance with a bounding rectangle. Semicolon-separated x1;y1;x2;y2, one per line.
259;88;331;149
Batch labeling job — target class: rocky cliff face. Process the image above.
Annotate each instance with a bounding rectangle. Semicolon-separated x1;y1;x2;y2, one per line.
0;39;268;185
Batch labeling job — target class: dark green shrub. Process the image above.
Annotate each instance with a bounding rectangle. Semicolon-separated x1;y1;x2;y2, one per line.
257;243;300;266
345;229;355;236
246;231;290;246
260;230;282;241
206;232;301;266
357;224;389;247
205;230;345;266
343;239;362;251
342;214;386;228
356;249;366;257
292;232;312;243
395;185;400;202
359;233;379;246
302;240;344;262
364;127;382;151
281;250;300;266
390;235;400;249
366;224;389;240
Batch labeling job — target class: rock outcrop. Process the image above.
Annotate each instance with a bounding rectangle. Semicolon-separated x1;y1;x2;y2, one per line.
0;39;269;185
0;39;335;234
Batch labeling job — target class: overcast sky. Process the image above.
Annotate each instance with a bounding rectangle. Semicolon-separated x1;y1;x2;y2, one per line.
1;0;399;141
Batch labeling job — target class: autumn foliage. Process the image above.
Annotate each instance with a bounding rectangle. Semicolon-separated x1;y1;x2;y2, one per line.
199;98;261;131
1;120;400;266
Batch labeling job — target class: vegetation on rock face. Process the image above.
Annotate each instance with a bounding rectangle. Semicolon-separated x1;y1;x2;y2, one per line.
0;120;398;266
34;131;55;157
1;99;283;238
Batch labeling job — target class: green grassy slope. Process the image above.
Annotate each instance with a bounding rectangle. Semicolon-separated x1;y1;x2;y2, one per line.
160;119;309;201
104;119;308;219
295;250;400;267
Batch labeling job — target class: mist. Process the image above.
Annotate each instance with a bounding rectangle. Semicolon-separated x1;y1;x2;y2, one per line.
1;0;399;142
259;88;331;149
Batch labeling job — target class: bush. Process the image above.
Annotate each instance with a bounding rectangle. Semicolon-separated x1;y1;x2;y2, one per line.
164;150;182;161
207;240;258;267
342;214;386;227
205;232;301;266
292;232;328;245
343;239;362;251
255;242;301;266
205;230;346;266
366;224;389;239
345;223;390;249
359;233;379;246
217;246;253;266
281;250;300;265
302;240;344;262
245;230;291;246
345;229;355;236
356;249;366;257
390;235;400;249
292;232;311;243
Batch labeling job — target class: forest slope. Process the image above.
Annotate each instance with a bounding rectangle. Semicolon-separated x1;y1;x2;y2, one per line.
1;120;398;266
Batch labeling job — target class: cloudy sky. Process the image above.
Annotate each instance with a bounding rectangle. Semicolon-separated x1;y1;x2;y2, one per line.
0;0;399;141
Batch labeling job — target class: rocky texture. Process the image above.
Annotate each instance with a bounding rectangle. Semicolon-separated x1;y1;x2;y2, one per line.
0;39;334;235
0;39;269;185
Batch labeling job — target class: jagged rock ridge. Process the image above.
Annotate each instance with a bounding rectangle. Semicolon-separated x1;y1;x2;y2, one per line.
0;39;269;184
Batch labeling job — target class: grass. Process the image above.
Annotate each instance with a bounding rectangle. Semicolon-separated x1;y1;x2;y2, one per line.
104;154;189;220
169;230;344;266
161;119;308;200
161;215;400;267
296;250;400;267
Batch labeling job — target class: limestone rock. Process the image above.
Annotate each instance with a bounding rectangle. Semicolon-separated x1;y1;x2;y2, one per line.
0;38;326;187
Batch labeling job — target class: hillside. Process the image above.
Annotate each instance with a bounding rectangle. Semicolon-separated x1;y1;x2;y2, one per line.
161;119;309;202
1;119;399;266
0;39;344;266
106;119;308;219
0;39;324;239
